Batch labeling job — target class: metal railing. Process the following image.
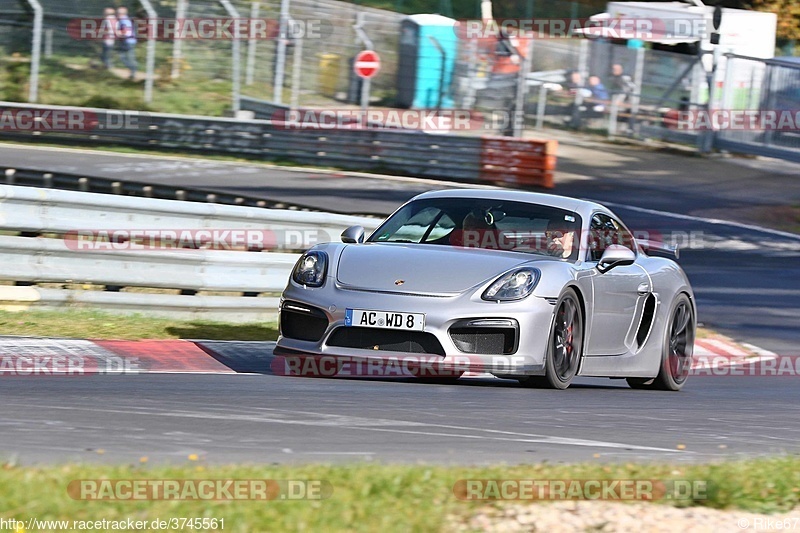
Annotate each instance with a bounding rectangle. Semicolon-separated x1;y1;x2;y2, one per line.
0;184;380;321
0;101;559;188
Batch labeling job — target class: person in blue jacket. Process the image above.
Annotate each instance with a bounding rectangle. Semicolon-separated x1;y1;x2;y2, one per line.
116;7;137;80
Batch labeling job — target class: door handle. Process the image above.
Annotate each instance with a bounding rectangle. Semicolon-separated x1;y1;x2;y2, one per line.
637;283;651;295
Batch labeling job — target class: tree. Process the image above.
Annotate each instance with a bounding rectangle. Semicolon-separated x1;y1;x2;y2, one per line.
750;0;800;42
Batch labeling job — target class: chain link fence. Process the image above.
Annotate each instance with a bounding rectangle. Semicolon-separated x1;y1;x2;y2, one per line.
0;0;404;111
1;1;798;163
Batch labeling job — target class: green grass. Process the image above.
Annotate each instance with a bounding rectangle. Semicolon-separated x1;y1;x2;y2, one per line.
2;54;234;117
0;458;799;532
0;309;278;341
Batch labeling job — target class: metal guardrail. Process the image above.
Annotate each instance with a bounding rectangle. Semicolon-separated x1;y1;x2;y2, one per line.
0;184;381;321
3;167;353;214
0;101;484;183
0;183;378;251
0;101;558;188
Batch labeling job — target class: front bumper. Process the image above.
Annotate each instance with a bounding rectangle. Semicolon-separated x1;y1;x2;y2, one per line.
275;280;556;377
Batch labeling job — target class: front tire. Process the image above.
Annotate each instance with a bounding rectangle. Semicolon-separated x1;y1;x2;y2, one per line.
522;288;583;390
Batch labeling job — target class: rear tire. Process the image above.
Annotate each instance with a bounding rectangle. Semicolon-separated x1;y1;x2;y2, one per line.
522;288;583;390
627;293;694;391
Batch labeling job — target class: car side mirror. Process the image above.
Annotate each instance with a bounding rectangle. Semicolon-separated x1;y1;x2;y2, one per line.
597;244;636;273
341;225;365;244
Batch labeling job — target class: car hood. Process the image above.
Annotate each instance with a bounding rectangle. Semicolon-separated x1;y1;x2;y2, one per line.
335;243;541;295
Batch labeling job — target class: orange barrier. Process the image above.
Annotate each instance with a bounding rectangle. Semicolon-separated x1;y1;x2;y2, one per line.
479;137;557;189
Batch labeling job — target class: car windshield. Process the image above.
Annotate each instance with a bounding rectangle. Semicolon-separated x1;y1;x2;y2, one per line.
368;197;583;261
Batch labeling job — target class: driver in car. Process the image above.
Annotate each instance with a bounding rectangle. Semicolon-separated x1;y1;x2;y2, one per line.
545;224;576;259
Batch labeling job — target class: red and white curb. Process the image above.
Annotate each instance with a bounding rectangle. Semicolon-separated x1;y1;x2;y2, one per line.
0;335;778;377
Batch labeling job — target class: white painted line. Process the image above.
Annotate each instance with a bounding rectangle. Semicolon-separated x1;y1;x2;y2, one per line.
600;200;800;241
26;403;682;453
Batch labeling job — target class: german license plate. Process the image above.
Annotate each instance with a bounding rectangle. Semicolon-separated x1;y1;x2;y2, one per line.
344;309;425;331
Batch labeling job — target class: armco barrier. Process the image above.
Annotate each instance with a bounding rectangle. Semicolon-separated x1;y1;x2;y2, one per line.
0;101;557;187
0;184;378;252
3;167;338;214
0;184;381;322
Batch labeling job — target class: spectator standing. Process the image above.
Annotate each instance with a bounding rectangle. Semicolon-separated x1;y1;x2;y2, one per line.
100;7;117;70
608;63;636;101
116;7;137;80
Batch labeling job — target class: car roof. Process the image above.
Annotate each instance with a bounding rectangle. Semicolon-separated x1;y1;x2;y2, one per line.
413;189;612;221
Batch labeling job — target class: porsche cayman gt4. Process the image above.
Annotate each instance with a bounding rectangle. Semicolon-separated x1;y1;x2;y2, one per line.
276;189;696;390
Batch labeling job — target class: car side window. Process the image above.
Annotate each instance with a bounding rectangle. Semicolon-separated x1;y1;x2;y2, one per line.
588;214;635;262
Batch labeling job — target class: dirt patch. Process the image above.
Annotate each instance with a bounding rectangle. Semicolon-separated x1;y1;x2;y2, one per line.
454;501;800;532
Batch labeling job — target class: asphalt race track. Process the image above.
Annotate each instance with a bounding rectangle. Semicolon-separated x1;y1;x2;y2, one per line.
1;141;799;465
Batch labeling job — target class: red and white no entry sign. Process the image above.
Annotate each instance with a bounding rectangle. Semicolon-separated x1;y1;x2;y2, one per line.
354;50;381;79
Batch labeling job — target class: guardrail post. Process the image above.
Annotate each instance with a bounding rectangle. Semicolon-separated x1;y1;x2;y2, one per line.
78;177;89;192
175;190;186;201
112;182;123;195
5;169;15;185
143;186;153;198
42;173;52;188
206;194;217;203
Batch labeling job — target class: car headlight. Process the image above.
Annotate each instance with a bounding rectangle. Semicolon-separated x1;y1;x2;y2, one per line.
292;251;328;287
482;268;540;301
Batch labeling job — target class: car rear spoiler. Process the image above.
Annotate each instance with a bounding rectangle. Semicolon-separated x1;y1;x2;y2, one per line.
639;240;680;260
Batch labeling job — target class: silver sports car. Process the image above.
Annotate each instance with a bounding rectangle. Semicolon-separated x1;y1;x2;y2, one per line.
275;189;696;390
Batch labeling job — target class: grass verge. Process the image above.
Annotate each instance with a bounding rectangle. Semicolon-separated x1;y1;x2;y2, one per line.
0;308;725;344
0;309;278;341
0;458;799;532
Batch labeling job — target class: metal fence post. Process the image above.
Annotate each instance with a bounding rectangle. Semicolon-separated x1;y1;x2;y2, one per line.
24;0;43;103
571;39;589;127
535;84;547;130
290;36;303;114
171;0;187;80
220;0;242;113
245;2;260;86
44;28;52;58
720;52;735;111
274;0;291;103
138;0;158;103
462;38;478;109
354;12;374;121
512;40;534;137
